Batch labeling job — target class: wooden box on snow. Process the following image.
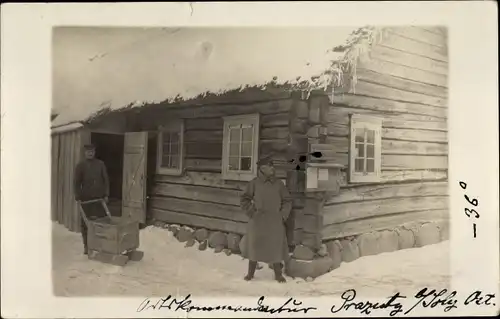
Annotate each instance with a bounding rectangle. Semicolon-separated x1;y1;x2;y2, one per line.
87;216;140;255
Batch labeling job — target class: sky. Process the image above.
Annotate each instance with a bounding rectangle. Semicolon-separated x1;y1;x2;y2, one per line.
52;27;358;126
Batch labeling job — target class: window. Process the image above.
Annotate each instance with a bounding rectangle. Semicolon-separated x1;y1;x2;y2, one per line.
156;121;184;175
349;114;382;183
222;114;260;181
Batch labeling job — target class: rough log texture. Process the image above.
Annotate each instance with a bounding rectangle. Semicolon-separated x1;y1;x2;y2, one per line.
349;80;446;108
155;172;247;191
326;181;448;205
327;136;447;155
152;209;247;235
330;95;446;118
324;195;448;225
322;209;448;240
150;197;248;223
137;96;295;234
320;26;449;241
375;28;448;63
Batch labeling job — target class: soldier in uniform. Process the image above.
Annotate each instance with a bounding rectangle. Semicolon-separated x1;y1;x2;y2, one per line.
74;144;110;255
240;154;292;283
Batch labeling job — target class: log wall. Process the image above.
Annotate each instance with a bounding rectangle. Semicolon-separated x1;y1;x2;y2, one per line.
287;93;332;250
322;26;449;240
135;95;295;235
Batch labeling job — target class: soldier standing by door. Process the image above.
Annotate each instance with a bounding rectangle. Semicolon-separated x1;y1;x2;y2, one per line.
74;144;110;255
240;154;292;283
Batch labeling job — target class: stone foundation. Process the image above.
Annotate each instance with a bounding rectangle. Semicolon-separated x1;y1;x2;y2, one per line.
151;218;449;280
152;221;243;254
323;219;449;272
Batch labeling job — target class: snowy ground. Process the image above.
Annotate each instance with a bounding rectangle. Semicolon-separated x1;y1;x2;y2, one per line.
52;222;451;297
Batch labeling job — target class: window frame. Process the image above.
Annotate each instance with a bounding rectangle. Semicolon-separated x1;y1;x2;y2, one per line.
221;114;260;181
349;114;382;183
156;120;185;176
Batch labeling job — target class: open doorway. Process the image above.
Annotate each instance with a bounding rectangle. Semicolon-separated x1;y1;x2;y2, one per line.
145;132;158;223
91;132;125;217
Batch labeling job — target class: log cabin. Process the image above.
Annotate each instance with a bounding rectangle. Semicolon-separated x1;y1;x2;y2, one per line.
51;26;449;276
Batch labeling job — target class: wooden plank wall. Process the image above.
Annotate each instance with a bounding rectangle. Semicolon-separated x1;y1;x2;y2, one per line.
51;134;60;222
322;26;449;240
51;129;86;232
136;98;294;235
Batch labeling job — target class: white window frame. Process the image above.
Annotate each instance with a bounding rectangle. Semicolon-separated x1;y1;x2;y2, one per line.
349;114;382;183
156;120;184;176
222;114;260;181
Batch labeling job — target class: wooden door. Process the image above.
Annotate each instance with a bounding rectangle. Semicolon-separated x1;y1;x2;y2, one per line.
122;132;148;223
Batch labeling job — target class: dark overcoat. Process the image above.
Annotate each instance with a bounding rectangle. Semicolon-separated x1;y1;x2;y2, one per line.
74;158;110;218
240;173;292;263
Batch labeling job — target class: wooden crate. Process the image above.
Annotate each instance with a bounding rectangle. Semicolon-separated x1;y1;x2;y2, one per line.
87;216;140;255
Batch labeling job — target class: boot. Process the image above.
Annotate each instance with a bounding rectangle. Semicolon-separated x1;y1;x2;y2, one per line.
244;260;258;281
273;263;286;283
268;262;283;270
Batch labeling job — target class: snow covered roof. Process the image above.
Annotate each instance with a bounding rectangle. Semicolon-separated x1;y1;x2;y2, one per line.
51;26;381;129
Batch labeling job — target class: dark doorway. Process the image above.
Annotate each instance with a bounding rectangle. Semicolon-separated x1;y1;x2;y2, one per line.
145;132;158;223
91;132;125;217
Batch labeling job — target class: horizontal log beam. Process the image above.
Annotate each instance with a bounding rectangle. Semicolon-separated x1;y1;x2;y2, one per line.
388;26;447;48
185;158;222;173
152;208;246;235
349;80;447;108
150;196;248;223
155;171;247;190
337;169;447;185
328;105;447;134
314;152;448;170
185;141;222;159
378;31;448;62
355;68;447;99
261;127;289;140
327;181;448;205
153;182;242;206
357;58;447;87
330;94;447;119
323;195;448;225
326;136;448;155
321;209;448;240
184;112;290;131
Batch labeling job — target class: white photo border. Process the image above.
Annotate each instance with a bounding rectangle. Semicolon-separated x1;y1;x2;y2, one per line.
1;2;498;318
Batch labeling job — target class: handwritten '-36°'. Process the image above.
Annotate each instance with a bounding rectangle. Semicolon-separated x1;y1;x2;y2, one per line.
459;181;480;238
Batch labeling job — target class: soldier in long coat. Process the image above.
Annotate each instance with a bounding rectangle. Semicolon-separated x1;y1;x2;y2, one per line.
240;155;292;283
74;144;110;255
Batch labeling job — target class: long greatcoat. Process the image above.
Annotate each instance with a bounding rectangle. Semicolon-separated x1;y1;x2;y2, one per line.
240;173;292;264
74;158;110;219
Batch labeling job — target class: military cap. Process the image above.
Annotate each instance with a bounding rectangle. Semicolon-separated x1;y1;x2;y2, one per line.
83;144;96;150
256;154;275;167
